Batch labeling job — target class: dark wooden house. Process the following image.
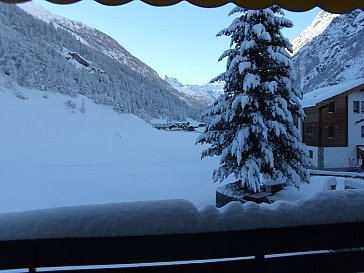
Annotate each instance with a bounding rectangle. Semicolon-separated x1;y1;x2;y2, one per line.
301;78;364;170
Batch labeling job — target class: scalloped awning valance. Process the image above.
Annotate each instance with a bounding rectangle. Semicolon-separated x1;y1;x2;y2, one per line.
1;0;363;13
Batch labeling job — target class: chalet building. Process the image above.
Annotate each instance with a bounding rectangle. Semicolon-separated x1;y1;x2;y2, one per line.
300;78;364;170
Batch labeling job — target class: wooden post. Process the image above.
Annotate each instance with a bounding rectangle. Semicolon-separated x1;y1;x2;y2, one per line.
255;253;265;273
29;246;37;273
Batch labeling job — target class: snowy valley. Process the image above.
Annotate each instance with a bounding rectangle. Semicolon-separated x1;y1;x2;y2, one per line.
0;1;363;240
1;73;363;218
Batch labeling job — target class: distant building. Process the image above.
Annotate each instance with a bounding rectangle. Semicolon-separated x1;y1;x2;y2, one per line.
153;121;196;131
300;78;364;170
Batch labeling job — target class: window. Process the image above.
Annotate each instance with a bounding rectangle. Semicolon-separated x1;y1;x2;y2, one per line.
328;102;335;113
362;126;364;138
306;125;313;135
361;101;364;113
309;150;313;159
354;101;360;113
328;125;335;138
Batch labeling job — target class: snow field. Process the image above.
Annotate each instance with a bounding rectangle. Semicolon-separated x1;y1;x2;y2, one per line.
0;81;221;213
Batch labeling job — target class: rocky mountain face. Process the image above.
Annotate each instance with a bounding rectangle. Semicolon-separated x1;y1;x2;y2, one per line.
0;2;201;121
292;11;339;55
293;9;364;93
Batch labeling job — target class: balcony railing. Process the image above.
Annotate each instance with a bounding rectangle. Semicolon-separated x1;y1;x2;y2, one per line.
1;221;363;273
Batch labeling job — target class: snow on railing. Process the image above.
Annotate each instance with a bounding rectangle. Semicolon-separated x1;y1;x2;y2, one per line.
1;191;364;273
0;190;363;241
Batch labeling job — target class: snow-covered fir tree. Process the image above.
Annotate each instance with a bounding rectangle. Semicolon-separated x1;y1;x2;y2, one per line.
196;6;310;192
80;99;86;113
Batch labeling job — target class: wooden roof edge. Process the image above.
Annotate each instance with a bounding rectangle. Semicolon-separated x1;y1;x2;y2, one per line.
0;0;363;13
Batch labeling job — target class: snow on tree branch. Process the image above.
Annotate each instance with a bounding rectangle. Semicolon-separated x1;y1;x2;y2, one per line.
196;5;309;192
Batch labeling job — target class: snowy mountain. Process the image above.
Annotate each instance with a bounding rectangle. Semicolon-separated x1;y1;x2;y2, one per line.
18;1;158;79
293;9;364;93
292;11;339;55
0;2;201;121
164;76;224;107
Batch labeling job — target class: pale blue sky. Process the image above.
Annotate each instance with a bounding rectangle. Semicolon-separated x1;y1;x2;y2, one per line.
33;1;320;85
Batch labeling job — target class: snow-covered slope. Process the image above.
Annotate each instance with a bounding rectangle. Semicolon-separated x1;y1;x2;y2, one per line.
0;2;201;121
0;73;219;213
293;9;364;93
18;1;157;78
292;11;339;55
18;2;212;113
164;76;224;107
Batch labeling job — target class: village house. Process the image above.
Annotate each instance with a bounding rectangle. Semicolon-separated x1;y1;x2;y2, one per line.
300;78;364;170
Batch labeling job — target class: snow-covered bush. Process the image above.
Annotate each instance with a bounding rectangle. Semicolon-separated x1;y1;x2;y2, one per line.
196;6;310;192
323;177;337;190
14;91;28;100
65;99;76;109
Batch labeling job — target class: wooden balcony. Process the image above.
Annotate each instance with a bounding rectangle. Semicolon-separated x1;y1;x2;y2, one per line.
1;221;363;273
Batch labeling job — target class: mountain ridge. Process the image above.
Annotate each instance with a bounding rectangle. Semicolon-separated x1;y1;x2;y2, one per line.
0;2;202;121
18;1;159;79
293;9;364;93
164;76;224;108
291;10;339;55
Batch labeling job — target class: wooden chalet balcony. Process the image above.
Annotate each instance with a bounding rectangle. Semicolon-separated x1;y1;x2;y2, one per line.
1;221;364;273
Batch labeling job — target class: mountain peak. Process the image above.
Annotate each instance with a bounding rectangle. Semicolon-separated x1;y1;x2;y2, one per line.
292;10;339;55
18;1;64;24
164;76;223;108
293;9;364;93
164;76;184;88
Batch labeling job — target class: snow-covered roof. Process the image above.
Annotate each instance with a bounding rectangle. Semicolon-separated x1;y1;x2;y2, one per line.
262;178;285;186
302;78;364;108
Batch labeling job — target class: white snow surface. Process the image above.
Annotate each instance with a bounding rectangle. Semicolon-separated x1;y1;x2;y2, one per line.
0;74;220;213
345;178;364;189
302;78;364;108
0;190;363;240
